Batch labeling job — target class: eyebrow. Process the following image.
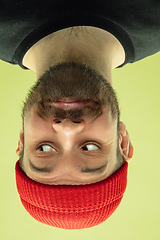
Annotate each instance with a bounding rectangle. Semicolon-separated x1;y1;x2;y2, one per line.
82;164;107;174
29;160;54;173
29;160;107;174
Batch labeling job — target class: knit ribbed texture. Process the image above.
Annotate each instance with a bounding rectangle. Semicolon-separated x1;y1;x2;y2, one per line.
15;161;128;229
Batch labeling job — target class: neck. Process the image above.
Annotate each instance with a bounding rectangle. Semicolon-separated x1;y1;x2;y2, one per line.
22;26;125;84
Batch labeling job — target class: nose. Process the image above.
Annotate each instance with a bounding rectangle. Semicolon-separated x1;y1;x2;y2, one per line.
52;118;85;134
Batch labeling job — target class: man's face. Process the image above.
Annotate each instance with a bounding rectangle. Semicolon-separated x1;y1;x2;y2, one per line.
18;62;123;185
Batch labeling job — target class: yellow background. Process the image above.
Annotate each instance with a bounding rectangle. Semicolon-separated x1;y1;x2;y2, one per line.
0;52;160;239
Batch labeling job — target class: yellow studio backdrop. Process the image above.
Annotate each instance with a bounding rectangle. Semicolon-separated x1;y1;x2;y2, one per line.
0;52;160;240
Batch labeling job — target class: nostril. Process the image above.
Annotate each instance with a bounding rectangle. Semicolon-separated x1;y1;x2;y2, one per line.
73;120;82;124
54;119;62;124
53;118;83;124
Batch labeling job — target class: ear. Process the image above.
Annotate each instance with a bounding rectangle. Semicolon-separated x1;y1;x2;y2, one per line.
119;122;134;162
16;130;24;156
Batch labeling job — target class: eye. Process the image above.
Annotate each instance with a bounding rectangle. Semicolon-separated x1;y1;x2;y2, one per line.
81;143;99;151
38;145;55;152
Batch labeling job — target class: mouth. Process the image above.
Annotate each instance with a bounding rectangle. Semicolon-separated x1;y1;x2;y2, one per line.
48;98;93;110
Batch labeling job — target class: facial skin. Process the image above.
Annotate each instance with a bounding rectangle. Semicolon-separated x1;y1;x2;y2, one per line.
19;105;118;185
16;62;133;185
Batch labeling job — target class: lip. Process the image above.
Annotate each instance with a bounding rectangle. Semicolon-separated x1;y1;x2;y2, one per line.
49;99;92;110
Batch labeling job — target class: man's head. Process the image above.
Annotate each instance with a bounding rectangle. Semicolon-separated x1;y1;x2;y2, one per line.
16;62;133;185
15;62;133;229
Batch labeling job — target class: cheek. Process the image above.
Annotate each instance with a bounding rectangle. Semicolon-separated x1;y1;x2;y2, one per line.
90;118;117;141
24;119;54;151
24;108;53;134
93;108;117;131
